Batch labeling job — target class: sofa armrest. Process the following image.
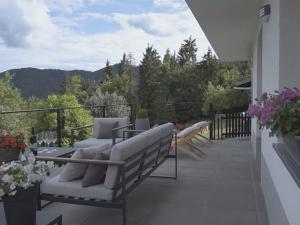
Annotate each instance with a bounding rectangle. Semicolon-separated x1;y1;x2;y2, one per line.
123;129;145;138
70;124;93;147
36;156;125;166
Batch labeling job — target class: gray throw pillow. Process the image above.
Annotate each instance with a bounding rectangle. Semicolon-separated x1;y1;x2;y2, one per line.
81;151;110;187
59;144;110;182
59;149;87;182
97;121;118;139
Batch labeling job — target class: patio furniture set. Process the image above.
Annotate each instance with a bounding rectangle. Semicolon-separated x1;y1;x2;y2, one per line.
19;117;209;225
36;118;178;225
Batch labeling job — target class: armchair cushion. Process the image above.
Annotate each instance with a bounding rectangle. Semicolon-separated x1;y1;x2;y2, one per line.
96;120;118;139
93;118;130;139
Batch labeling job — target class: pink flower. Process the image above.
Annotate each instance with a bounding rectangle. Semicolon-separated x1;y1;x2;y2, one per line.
247;105;261;117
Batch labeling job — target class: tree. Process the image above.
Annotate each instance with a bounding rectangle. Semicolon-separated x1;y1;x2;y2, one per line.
138;45;162;108
38;94;92;146
100;74;130;99
61;75;87;103
0;73;25;132
118;53;131;76
177;36;198;66
85;88;130;118
202;82;250;115
104;59;113;78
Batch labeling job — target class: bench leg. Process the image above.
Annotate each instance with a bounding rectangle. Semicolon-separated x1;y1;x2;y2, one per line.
121;166;127;225
122;202;127;225
149;140;178;180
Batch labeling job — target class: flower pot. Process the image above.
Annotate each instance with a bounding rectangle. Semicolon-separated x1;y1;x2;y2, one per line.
0;148;20;163
3;185;38;225
279;136;300;165
135;118;150;130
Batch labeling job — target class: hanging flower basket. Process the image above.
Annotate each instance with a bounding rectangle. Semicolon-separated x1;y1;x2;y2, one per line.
0;131;27;163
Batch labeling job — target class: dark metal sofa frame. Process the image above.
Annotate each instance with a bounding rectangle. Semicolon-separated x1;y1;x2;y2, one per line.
37;131;178;225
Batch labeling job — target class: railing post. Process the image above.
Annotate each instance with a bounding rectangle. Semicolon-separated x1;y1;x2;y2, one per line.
102;106;106;118
56;108;62;147
208;104;214;140
129;104;135;124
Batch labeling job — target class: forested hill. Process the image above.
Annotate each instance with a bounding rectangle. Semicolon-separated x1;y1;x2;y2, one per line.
0;66;118;99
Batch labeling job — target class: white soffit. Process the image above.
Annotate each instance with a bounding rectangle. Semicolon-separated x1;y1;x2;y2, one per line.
186;0;261;61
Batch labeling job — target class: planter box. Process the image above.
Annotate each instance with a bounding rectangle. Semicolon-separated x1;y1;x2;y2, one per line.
0;149;20;163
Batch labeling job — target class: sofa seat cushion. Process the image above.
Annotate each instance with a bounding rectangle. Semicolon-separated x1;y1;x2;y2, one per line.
74;138;123;148
41;175;114;201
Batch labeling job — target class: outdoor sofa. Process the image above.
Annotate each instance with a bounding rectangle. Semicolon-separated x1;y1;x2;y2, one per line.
37;122;177;225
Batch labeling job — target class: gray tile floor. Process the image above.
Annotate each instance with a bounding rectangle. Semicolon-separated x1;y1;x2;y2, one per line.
43;138;270;225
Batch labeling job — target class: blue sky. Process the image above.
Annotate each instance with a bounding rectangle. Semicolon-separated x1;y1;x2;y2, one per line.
0;0;211;72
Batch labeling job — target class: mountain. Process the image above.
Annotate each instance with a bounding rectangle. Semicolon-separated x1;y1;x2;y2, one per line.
0;64;128;99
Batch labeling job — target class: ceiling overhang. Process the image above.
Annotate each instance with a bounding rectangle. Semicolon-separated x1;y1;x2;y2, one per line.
186;0;261;61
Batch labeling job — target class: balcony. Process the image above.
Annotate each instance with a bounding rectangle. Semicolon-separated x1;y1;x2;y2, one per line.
41;138;269;225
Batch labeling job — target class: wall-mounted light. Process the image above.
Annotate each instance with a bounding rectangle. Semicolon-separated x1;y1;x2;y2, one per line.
259;4;271;23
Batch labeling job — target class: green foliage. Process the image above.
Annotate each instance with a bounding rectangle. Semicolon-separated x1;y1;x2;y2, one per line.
202;82;250;115
138;45;162;108
61;75;87;103
39;94;92;146
104;59;113;78
0;73;25;132
100;74;130;99
177;36;198;66
136;108;148;119
85;88;130;118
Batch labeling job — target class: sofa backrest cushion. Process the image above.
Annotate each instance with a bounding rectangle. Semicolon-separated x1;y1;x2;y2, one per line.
104;134;146;189
59;144;110;182
159;123;174;154
93;118;130;139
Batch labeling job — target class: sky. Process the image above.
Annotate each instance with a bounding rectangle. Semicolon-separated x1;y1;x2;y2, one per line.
0;0;212;72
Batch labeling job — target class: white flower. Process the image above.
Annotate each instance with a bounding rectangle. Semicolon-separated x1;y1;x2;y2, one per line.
27;154;36;164
9;190;17;196
10;183;16;191
0;188;5;197
2;174;13;183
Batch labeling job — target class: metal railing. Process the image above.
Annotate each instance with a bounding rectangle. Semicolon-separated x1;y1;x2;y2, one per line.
0;104;134;147
209;105;251;140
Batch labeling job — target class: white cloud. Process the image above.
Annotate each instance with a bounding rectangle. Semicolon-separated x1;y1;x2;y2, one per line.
153;0;187;10
0;0;31;47
44;0;109;14
0;0;212;72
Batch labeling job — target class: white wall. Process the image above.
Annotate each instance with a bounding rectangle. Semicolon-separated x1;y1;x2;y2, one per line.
258;0;300;225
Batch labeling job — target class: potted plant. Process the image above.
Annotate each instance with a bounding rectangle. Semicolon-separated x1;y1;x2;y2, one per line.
135;108;150;130
248;88;300;159
0;155;54;225
0;131;27;163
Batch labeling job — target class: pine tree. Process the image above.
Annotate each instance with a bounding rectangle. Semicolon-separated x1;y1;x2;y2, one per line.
177;36;198;66
138;45;162;108
104;59;113;78
118;53;129;76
